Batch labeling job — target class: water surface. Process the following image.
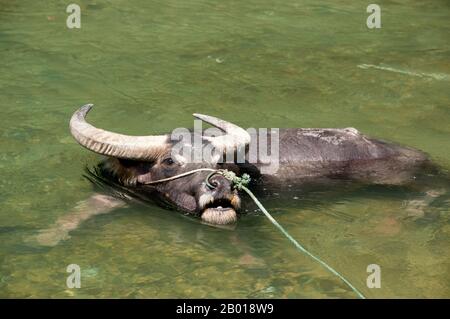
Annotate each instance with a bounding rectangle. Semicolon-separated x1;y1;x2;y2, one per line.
1;0;449;298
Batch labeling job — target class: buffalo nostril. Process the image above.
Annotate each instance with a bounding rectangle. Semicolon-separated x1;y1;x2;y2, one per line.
208;179;219;189
211;180;219;187
206;175;222;190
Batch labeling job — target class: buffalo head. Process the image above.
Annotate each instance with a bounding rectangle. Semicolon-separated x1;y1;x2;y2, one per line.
69;104;251;225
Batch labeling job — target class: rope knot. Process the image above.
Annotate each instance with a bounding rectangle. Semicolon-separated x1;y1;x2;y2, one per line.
219;170;251;190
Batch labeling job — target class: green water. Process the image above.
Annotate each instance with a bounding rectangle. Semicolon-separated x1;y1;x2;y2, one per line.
1;0;449;298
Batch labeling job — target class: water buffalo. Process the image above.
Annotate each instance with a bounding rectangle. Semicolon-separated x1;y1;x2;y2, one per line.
68;104;432;227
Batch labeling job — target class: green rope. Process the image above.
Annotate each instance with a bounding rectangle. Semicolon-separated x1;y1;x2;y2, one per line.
218;170;366;299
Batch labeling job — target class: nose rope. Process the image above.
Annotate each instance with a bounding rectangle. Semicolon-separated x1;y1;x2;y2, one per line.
142;167;250;189
142;168;219;185
143;168;365;299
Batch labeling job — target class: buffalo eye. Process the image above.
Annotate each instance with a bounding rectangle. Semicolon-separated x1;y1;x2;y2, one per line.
162;157;175;166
